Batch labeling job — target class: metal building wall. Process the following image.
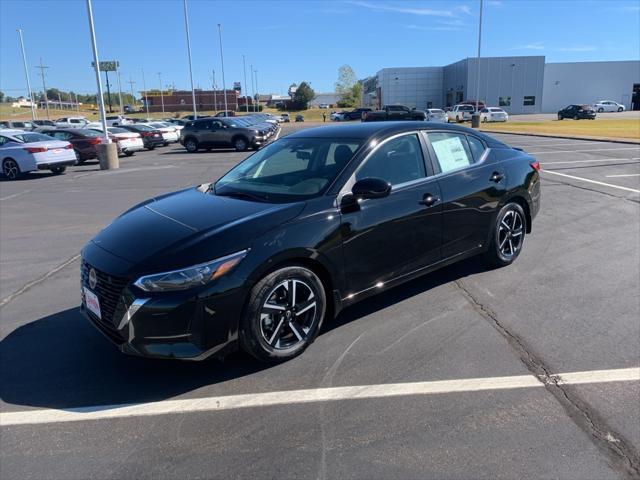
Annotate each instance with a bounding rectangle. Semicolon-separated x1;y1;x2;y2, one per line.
542;61;640;112
379;67;444;109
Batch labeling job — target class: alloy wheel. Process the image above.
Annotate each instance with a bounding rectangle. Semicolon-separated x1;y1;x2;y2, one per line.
498;210;524;258
259;279;317;350
3;159;20;180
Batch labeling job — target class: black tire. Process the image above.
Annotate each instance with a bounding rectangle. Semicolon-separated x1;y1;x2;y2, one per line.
618;107;623;112
485;203;526;267
76;157;86;165
147;145;155;151
2;158;21;180
124;151;134;157
50;166;66;175
184;137;198;153
239;266;326;363
557;114;563;120
597;108;604;113
233;136;249;152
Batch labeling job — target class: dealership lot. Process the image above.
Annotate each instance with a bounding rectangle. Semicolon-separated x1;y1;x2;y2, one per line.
0;127;638;479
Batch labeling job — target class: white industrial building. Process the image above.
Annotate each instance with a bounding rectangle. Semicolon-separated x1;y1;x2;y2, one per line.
362;56;640;114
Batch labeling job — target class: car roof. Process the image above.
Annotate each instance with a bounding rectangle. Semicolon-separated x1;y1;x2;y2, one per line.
285;121;505;145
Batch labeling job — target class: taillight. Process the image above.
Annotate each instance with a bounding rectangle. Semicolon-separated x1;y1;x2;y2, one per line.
65;144;73;149
140;131;152;137
88;137;102;145
530;161;541;172
24;147;47;153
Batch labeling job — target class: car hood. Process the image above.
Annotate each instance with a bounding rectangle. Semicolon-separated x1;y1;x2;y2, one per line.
91;186;305;270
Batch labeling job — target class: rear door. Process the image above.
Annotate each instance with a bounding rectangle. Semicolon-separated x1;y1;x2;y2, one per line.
340;132;442;295
424;131;505;259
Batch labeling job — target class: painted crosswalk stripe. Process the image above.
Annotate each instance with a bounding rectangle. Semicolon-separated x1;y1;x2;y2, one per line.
1;367;637;427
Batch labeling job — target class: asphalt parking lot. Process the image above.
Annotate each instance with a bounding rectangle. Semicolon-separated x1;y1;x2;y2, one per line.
1;125;639;479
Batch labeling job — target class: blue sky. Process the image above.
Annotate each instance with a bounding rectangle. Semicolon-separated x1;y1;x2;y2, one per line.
1;0;638;98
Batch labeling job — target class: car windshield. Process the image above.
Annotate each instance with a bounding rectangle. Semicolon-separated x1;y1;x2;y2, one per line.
77;129;102;137
12;132;55;143
214;137;362;202
429;109;444;113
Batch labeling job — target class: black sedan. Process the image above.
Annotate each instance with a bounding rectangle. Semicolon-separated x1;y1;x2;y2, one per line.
557;104;597;120
121;124;165;149
80;122;541;363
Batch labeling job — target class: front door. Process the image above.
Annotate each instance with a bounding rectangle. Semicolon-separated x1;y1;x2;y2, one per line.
424;131;506;259
340;133;442;297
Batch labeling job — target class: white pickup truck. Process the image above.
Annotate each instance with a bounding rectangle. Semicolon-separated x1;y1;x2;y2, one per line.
54;117;89;129
446;105;475;123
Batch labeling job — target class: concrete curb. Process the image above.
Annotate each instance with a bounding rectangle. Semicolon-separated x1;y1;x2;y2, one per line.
480;129;640;145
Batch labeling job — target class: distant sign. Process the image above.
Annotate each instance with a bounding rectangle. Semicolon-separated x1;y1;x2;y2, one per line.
91;61;119;72
233;82;241;93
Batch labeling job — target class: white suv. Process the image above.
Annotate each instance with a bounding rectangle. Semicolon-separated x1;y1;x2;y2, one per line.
105;115;132;126
54;117;89;129
447;104;475;123
592;100;625;113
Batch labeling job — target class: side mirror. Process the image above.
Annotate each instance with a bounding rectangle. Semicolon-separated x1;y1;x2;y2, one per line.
352;177;391;200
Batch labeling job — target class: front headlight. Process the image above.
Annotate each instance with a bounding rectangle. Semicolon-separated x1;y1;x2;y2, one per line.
134;250;248;292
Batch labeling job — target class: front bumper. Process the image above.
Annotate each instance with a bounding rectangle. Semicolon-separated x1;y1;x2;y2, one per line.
80;252;245;361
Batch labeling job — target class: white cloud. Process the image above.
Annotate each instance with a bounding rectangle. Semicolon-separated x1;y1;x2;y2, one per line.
403;24;460;31
348;1;455;17
456;5;472;15
555;46;597;52
511;42;545;50
437;18;470;27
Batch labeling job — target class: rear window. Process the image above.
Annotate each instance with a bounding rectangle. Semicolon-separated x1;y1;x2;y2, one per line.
131;125;153;131
77;129;102;137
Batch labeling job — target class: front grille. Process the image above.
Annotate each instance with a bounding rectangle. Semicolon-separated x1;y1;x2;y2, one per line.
81;260;129;331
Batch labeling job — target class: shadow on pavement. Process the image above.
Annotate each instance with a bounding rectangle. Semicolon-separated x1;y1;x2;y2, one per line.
0;256;492;410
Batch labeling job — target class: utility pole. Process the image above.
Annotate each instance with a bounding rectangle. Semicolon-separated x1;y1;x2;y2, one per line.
128;75;136;108
142;67;149;116
85;0;109;143
250;64;255;113
217;24;228;116
104;70;113;113
475;0;483;115
254;69;259;112
242;54;248;113
212;69;217;112
36;58;50;119
17;29;36;121
183;0;197;119
116;66;124;114
74;92;80;112
158;72;165;115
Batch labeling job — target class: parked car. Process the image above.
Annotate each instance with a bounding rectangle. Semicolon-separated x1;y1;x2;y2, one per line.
180;117;273;153
54;117;89;128
215;111;236;117
89;127;145;156
592;100;625;113
32;120;56;128
479;107;509;123
460;100;486;110
123;105;137;114
1;129;77;179
341;108;373;121
182;114;209;121
557;105;596;120
281;113;290;123
295;114;305;122
166;118;188;127
0;120;36;130
45;128;114;163
447;104;476;123
330;111;348;121
105;115;132;126
80;122;541;362
425;108;448;123
121;124;165;150
362;105;427;122
146;122;180;144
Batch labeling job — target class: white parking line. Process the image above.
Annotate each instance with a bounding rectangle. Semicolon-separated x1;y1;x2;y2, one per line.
515;141;611;148
606;174;640;178
529;147;640;154
541;158;640;165
542;170;640;193
1;367;637;426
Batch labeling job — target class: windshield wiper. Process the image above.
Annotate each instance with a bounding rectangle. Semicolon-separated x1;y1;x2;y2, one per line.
216;190;270;202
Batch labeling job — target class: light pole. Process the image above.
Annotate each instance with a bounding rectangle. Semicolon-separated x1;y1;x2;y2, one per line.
17;29;36;121
141;67;149;116
474;0;483;114
254;69;259;112
250;64;255;113
212;69;217;112
116;65;124;114
242;54;248;113
85;0;109;143
158;72;165;115
36;58;50;119
183;0;197;118
217;24;228;116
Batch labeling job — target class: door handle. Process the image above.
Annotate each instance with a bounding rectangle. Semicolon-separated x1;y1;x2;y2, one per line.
490;171;504;183
419;194;440;207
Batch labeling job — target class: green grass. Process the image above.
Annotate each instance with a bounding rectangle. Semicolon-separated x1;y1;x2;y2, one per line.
480;119;640;141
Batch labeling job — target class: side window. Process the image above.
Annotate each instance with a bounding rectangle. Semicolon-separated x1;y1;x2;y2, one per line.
0;136;9;146
428;132;474;174
51;132;69;140
466;136;486;162
211;121;223;129
356;134;425;186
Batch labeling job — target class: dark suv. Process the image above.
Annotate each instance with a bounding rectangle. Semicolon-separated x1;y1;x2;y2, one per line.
180;117;272;152
342;108;373;121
